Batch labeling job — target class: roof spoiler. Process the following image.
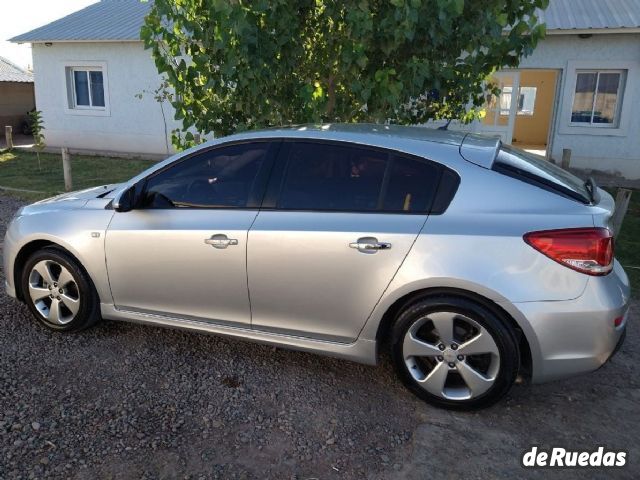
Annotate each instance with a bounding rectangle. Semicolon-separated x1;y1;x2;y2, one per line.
459;133;501;169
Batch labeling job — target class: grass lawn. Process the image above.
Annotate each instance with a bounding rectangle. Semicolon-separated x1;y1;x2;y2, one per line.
614;190;640;297
0;149;156;202
0;147;637;295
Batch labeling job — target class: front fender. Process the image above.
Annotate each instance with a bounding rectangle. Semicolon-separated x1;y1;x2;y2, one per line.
4;209;115;304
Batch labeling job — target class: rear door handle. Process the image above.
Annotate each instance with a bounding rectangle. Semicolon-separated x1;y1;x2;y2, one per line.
349;237;392;253
205;234;238;249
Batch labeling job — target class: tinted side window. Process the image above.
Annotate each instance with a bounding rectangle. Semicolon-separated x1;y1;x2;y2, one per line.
382;155;440;212
143;143;269;208
278;143;386;211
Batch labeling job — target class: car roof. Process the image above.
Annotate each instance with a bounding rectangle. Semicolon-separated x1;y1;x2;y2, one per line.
123;124;501;192
225;123;467;146
217;124;501;169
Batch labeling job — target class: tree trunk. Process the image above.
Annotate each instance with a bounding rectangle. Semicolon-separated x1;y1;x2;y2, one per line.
326;76;336;118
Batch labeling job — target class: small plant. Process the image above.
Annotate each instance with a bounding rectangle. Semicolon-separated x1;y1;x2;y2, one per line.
136;79;174;154
28;110;45;170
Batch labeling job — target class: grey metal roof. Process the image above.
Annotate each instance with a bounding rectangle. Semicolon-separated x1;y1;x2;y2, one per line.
8;0;640;44
540;0;640;31
0;56;33;83
9;0;152;43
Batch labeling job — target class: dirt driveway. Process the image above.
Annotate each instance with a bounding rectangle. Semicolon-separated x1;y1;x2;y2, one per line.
0;195;637;479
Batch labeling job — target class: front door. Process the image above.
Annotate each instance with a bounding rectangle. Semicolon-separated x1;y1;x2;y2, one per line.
247;141;443;342
105;141;277;326
478;71;520;144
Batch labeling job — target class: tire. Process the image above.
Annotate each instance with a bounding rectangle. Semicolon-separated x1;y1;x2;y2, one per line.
390;294;519;410
20;247;101;332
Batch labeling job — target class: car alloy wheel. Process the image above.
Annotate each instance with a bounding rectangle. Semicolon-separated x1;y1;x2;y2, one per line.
402;311;500;401
28;259;81;325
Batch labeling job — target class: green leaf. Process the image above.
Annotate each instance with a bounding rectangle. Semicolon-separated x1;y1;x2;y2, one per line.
453;0;464;15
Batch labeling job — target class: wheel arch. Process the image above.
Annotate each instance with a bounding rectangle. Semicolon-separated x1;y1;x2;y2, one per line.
374;286;533;379
13;239;101;304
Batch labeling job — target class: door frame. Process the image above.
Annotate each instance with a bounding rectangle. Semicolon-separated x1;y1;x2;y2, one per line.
477;70;521;144
481;68;563;162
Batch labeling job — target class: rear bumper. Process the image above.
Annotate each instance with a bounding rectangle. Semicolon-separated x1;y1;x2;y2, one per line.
607;325;626;363
509;260;631;384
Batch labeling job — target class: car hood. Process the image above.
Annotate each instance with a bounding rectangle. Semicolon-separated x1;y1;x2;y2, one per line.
16;184;122;216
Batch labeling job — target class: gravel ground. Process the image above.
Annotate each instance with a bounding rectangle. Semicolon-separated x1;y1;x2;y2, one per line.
1;194;638;479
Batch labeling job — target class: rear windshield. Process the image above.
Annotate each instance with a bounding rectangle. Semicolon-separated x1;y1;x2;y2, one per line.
493;145;591;204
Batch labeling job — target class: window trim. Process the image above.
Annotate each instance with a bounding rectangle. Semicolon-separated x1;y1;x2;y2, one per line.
568;69;624;128
131;137;460;215
137;139;280;210
62;61;110;117
558;60;637;137
261;138;455;216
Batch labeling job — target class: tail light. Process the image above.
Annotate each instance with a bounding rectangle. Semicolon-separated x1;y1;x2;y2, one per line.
524;228;614;276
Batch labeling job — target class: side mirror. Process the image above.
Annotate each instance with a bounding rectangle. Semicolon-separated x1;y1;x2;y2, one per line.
113;185;137;212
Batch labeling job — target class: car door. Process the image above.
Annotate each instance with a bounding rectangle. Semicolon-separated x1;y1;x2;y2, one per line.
247;140;443;342
105;140;278;326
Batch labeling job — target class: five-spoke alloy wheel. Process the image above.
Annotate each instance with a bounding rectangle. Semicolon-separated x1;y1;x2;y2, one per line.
21;247;100;332
28;260;81;325
392;294;519;410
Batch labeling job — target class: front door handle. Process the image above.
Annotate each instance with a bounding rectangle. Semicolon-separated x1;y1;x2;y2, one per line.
349;237;392;253
205;234;238;249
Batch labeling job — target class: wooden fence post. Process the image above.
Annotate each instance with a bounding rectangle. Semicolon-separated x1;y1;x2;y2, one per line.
4;126;13;150
561;148;571;169
61;147;73;191
611;188;632;236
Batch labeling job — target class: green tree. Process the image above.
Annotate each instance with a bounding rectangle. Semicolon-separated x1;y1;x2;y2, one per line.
28;110;45;170
142;0;548;149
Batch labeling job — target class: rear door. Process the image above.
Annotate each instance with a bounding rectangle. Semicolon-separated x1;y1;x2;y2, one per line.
247;141;443;342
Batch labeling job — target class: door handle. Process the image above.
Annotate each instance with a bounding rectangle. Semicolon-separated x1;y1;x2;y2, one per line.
205;234;239;249
349;237;392;253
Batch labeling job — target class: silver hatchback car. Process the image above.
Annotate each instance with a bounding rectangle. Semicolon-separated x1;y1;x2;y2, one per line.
4;124;630;409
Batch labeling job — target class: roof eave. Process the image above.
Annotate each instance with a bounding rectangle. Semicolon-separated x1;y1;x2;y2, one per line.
0;79;34;83
545;27;640;35
10;38;143;44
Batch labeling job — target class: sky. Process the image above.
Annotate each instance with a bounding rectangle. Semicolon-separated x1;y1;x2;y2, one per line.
0;0;99;70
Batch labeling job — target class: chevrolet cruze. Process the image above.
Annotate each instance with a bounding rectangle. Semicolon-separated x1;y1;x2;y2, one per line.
3;124;630;409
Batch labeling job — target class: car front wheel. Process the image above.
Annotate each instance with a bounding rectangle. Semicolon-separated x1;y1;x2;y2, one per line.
391;294;520;410
21;247;101;332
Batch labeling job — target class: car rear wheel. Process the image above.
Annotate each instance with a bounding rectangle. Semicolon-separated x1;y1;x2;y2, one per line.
391;295;519;410
21;247;101;332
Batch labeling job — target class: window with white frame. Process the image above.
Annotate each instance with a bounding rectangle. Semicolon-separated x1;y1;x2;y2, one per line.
517;87;537;116
498;86;537;116
65;66;107;110
570;70;625;126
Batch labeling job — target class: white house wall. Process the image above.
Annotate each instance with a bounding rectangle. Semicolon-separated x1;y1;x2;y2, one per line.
519;34;640;179
32;42;180;157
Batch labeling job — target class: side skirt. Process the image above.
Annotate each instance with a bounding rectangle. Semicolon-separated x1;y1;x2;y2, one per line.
100;304;378;365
